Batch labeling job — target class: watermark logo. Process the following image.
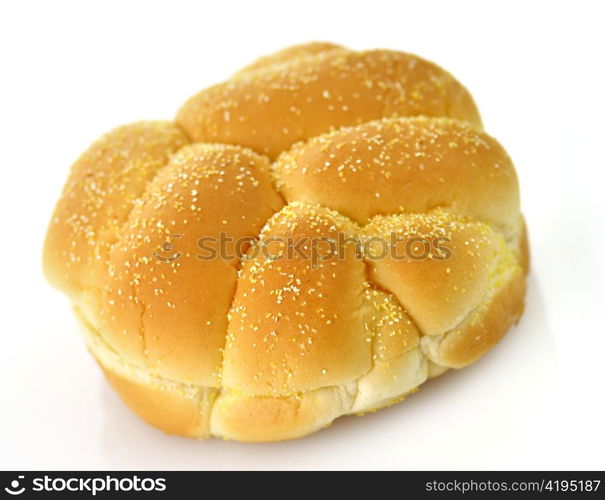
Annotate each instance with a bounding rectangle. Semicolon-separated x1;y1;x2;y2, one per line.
2;474;166;496
152;234;182;263
4;475;25;495
152;232;453;268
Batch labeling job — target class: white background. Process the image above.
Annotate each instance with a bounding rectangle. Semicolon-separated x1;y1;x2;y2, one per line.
1;0;604;470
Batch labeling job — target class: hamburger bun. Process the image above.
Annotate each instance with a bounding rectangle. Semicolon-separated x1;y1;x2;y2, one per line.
44;42;528;442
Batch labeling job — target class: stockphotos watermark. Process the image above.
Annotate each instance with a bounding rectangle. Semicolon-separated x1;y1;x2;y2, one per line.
152;232;453;267
3;473;166;496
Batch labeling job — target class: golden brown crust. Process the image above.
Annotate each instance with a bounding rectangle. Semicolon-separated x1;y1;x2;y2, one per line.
44;42;528;442
273;117;519;233
210;386;354;442
222;202;370;395
43;122;189;296
98;143;283;384
100;363;215;438
364;211;516;336
176;49;481;159
420;266;526;368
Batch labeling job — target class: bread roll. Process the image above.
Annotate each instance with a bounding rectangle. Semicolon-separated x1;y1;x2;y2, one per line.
44;42;528;442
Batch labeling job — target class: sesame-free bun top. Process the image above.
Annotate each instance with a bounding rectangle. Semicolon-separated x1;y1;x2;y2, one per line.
44;42;528;442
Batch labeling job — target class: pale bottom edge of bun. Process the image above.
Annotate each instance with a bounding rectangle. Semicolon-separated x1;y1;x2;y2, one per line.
74;263;526;442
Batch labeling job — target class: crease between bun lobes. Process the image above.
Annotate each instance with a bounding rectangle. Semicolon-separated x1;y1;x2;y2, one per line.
43;42;528;442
